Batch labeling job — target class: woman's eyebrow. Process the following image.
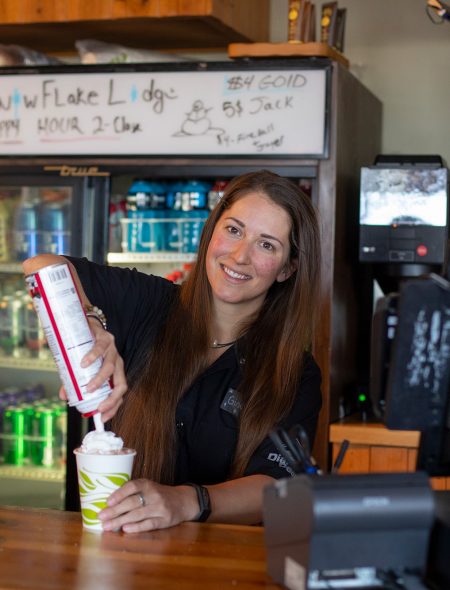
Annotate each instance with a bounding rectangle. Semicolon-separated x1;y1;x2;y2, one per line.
261;233;283;245
223;215;244;227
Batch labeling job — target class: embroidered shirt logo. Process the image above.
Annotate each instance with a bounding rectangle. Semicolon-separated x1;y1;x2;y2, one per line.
220;388;242;417
267;452;295;477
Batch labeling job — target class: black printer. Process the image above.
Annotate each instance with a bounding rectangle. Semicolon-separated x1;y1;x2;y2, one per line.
263;472;435;589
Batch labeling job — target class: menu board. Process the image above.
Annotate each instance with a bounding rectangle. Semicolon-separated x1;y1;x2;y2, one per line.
0;67;328;157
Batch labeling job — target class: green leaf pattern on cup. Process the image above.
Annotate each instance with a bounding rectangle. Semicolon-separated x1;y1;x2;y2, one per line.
78;467;130;527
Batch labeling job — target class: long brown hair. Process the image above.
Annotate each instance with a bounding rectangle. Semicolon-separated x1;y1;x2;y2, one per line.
112;170;321;483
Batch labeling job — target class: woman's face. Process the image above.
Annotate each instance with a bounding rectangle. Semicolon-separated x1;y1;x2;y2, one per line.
206;191;295;314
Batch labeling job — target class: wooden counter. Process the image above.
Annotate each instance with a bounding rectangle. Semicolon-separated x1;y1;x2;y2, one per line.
329;417;450;490
329;416;421;448
0;506;280;589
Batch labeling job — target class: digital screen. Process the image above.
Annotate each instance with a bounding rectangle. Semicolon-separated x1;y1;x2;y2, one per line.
360;167;448;227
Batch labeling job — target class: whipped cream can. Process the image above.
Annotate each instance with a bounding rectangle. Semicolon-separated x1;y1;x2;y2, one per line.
25;262;112;417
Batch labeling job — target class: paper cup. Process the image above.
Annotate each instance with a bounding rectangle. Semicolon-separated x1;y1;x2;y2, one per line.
74;447;136;532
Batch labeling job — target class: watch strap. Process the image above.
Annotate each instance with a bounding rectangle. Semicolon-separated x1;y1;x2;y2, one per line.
184;482;211;522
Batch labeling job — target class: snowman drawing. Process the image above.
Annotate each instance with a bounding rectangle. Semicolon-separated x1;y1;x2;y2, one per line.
174;100;224;138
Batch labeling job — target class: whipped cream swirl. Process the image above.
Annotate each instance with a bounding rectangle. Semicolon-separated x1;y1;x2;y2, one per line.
80;430;124;454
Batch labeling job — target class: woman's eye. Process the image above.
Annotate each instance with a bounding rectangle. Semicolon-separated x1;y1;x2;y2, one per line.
226;225;240;235
261;241;275;251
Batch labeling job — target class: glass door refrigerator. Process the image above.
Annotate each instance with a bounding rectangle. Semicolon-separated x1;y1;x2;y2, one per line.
0;59;382;509
0;171;109;510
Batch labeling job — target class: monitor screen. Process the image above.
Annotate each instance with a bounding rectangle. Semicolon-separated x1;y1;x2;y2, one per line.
360;167;448;227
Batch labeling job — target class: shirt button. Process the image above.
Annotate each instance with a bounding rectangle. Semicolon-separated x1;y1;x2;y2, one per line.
176;420;184;430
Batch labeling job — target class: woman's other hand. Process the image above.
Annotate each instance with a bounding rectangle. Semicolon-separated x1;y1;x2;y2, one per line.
99;479;200;533
82;317;128;423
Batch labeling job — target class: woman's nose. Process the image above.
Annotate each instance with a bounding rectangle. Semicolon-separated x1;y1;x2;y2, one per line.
231;240;251;263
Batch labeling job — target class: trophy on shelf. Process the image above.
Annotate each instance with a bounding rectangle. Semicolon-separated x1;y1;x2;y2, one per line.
320;2;347;53
288;1;316;43
288;1;346;53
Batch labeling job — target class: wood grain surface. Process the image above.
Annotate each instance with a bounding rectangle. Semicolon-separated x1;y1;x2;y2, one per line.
227;42;349;68
0;507;281;589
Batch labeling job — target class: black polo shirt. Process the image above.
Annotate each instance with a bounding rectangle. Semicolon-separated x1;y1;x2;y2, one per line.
69;257;322;485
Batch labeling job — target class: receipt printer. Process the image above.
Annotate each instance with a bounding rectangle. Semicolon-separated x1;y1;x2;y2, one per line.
263;472;435;589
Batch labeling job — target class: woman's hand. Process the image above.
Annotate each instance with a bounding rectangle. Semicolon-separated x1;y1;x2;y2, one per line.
98;479;200;533
59;318;127;422
81;317;127;423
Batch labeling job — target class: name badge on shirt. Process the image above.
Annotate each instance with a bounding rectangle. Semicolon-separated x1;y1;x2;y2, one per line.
220;388;242;417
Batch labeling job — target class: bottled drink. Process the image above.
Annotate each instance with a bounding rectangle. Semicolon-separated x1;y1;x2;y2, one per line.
21;403;35;463
2;405;26;465
126;180;167;253
0;295;13;355
0;195;11;262
0;392;10;460
23;294;48;358
52;401;67;466
0;293;23;356
15;290;25;355
36;406;58;468
41;198;71;255
12;190;40;261
165;181;183;252
169;180;211;254
30;404;45;466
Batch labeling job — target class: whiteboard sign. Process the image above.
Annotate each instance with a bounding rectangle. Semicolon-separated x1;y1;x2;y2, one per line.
0;68;327;157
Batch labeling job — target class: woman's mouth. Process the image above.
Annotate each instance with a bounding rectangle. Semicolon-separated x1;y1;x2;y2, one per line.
221;264;251;281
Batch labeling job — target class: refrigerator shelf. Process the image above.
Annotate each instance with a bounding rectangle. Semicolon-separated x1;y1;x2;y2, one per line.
0;464;64;482
0;355;56;372
107;252;197;265
0;262;24;274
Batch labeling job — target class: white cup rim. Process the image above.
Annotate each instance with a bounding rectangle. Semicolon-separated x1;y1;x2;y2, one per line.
73;447;136;456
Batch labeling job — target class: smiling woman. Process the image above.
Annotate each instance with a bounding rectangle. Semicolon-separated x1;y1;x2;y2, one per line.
24;170;322;534
206;192;295;314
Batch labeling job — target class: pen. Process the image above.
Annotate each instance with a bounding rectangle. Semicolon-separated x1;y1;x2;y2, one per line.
332;438;350;473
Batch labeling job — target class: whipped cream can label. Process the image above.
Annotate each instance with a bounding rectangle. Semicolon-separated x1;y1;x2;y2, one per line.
25;262;112;416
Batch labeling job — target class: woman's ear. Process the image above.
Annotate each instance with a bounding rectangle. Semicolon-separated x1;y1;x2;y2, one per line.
276;259;298;283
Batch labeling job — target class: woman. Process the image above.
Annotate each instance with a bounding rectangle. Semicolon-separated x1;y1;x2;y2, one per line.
23;170;322;532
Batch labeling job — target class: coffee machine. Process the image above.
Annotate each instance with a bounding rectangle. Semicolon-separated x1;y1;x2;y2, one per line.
359;155;448;416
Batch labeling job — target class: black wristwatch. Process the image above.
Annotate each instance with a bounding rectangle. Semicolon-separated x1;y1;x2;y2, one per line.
184;482;211;522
